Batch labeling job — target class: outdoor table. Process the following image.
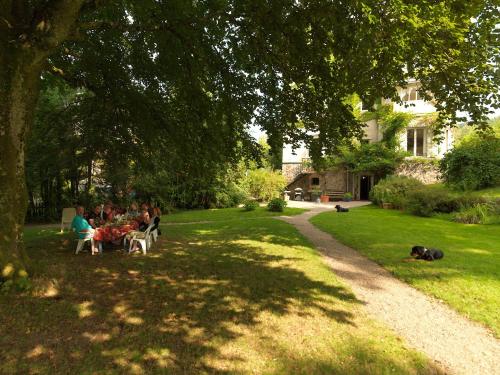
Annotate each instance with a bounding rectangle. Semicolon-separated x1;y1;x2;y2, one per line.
93;221;139;243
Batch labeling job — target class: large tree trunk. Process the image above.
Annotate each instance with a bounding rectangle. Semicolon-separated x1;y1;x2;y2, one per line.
0;48;43;281
0;0;86;282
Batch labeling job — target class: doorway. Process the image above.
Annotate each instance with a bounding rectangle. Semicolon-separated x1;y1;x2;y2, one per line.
360;175;371;200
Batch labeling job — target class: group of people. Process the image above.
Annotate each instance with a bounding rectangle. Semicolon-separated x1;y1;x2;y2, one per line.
71;202;161;255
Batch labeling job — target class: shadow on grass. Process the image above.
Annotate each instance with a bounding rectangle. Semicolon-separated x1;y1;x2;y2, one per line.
0;222;435;374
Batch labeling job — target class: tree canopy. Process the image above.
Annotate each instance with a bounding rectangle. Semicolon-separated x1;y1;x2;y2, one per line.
11;1;500;156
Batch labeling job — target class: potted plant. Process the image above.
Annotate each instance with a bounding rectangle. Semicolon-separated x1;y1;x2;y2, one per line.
342;192;353;202
311;188;322;203
320;193;330;203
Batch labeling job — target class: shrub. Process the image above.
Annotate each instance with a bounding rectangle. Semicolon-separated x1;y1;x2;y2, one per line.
243;199;259;211
453;204;490;224
267;198;287;212
448;194;487;212
343;192;353;200
401;185;496;218
340;143;407;179
406;188;451;216
213;184;247;208
370;175;423;209
391;194;410;210
440;135;500;191
486;198;500;216
242;169;287;201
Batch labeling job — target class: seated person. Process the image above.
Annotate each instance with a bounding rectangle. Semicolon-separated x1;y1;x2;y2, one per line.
117;206;127;215
138;209;151;231
141;202;155;220
71;206;100;255
103;204;114;222
127;210;152;252
127;202;140;218
87;205;103;228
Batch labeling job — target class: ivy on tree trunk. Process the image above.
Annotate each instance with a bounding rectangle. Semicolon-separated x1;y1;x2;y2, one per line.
0;50;41;281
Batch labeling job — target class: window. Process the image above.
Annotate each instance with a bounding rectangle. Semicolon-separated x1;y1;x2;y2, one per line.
410;89;417;101
407;128;425;156
403;88;422;102
311;177;320;186
361;139;370;144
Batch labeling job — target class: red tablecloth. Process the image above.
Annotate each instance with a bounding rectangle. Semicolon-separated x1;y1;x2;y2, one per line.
93;222;138;242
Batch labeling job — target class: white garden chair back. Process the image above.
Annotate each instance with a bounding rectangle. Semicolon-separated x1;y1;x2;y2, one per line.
151;228;158;243
61;207;76;232
150;216;159;242
129;222;155;254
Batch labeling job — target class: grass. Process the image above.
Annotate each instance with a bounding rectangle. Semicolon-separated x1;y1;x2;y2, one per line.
0;209;442;374
425;183;500;199
468;186;500;199
311;205;500;337
162;206;307;223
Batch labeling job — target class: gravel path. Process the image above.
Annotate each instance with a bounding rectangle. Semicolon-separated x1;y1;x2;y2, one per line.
279;204;500;375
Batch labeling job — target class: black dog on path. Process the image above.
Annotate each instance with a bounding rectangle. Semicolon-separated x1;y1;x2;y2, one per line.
410;245;444;261
335;205;349;212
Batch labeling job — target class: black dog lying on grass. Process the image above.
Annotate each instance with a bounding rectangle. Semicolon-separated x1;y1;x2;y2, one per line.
410;245;444;261
335;205;349;212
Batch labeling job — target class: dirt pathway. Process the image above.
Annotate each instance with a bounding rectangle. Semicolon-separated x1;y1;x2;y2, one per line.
279;204;500;375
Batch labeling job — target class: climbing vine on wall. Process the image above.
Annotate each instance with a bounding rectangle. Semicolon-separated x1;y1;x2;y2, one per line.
360;104;414;147
317;103;417;177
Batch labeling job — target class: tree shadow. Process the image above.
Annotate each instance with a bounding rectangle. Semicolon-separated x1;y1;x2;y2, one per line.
0;221;429;374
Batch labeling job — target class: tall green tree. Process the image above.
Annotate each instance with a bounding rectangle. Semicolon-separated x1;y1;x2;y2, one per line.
1;1;499;281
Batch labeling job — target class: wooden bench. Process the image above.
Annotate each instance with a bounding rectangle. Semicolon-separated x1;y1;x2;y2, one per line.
325;191;345;201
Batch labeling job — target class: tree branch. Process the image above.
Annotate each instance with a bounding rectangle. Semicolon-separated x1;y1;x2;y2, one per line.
47;64;99;93
25;0;87;61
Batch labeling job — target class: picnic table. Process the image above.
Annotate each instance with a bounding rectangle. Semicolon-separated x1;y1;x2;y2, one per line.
92;221;139;243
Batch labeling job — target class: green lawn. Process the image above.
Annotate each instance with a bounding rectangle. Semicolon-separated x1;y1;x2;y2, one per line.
311;205;500;337
162;206;307;223
0;209;442;374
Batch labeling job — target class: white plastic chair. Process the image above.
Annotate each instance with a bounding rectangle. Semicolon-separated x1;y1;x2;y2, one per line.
76;237;93;254
151;228;158;243
61;208;76;233
150;216;159;242
75;231;101;254
129;223;154;254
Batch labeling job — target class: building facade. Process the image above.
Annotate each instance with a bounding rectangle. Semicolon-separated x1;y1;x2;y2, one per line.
282;80;453;200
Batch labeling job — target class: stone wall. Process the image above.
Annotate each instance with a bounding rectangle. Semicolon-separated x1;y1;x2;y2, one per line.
282;162;314;183
286;175;310;199
285;168;349;201
396;158;441;184
324;169;348;191
282;163;302;183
